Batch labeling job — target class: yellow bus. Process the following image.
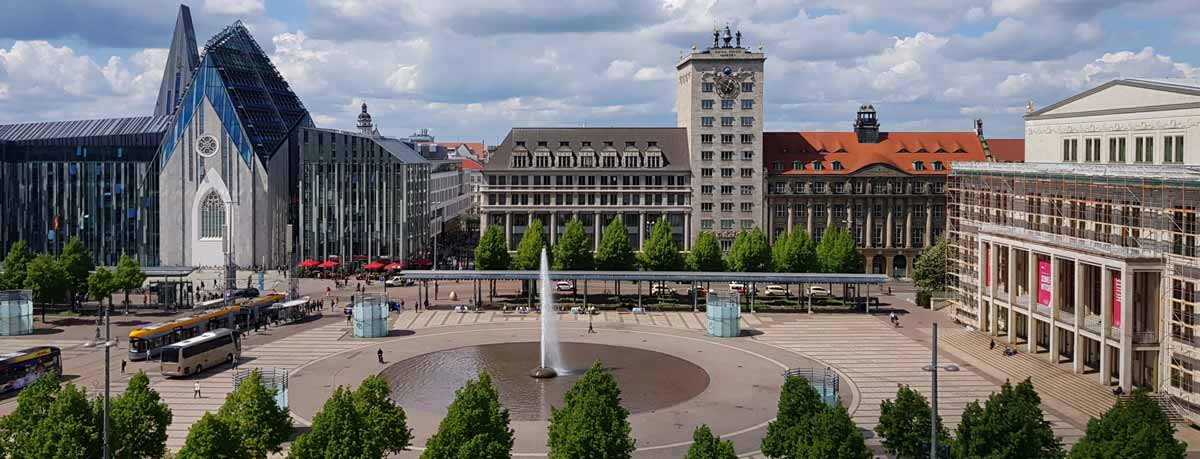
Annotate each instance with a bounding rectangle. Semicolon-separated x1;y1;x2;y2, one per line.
233;293;285;328
159;329;240;377
128;305;240;361
0;347;62;394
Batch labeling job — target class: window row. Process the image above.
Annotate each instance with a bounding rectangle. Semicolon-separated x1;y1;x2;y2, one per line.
769;160;845;172
699;219;758;230
700;185;756;195
700;116;756;127
510;151;665;169
1061;135;1185;164
700;134;755;144
488;193;688;207
486;174;688;187
700;99;755;110
699;150;755;161
701;82;755;94
769;180;945;195
700;168;756;178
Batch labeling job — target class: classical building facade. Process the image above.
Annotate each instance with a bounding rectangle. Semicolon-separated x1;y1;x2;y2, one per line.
947;79;1200;414
677;26;766;249
764;106;996;276
480;128;692;251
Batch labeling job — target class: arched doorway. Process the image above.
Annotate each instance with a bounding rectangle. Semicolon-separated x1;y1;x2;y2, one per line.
892;255;908;278
871;255;886;274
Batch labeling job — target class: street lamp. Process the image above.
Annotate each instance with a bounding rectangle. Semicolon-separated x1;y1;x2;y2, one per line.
922;322;959;459
84;303;116;459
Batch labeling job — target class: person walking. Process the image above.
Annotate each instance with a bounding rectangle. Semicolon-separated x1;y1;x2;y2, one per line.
377;348;384;364
120;360;126;374
193;381;202;398
588;321;596;334
990;339;996;350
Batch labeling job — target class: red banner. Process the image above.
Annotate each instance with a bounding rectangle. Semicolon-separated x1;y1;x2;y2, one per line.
1037;259;1051;306
1112;271;1122;328
984;245;991;286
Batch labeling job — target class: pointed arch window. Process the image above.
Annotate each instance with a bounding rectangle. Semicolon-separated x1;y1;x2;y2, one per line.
200;192;226;240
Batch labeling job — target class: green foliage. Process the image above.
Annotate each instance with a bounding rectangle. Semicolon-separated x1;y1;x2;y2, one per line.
639;218;684;272
24;254;69;305
685;424;737;459
475;226;512;270
110;371;172;459
113;253;146;305
790;403;871;459
515;219;548;270
59;237;95;304
913;238;951;292
816;227;864;274
178;413;244;459
1070;390;1186;459
422;373;513;459
952;379;1064;459
87;267;118;307
0;374;100;459
553;219;593;271
0;241;34;290
772;229;817;273
761;376;827;458
688;232;725;272
547;362;636;459
875;385;948;459
289;376;412;459
726;229;771;273
595;217;636;271
217;370;293;458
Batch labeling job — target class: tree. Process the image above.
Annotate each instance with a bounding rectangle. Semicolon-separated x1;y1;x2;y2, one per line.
289;377;413;459
913;237;951;293
113;254;145;312
688;232;725;272
875;385;948;459
726;229;771;273
24;253;69;307
816;227;864;274
553;218;593;271
422;373;513;459
595;217;637;297
87;267;119;314
639;218;684;272
0;240;33;290
474;225;511;302
1069;390;1186;459
772;229;817;274
0;374;100;459
686;424;737;459
109;371;172;459
217;370;293;458
59;236;95;309
547;362;635;459
177;412;244;459
790;403;871;459
761;375;827;458
952;379;1064;459
514;219;548;271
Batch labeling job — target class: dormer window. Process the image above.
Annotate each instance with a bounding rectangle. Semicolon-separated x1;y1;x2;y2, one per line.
559;141;569;147
625;141;636;148
537;141;548;147
582;141;591;147
932;161;945;171
913;161;926;171
515;141;525;147
792;160;803;171
831;161;843;171
812;161;824;171
647;141;657;147
604;141;614;147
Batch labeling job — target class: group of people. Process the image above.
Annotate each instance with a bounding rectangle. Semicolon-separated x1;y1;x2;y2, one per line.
989;339;1019;356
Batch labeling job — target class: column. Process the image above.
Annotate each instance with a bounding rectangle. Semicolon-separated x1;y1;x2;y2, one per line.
684;213;691;250
864;202;874;248
826;200;833;228
638;211;646;251
480;211;488;238
786;202;795;233
924;199;933;246
1027;250;1037;347
1004;246;1016;336
1048;255;1059;363
1100;267;1112;385
904;200;913;248
594;212;601;251
504;212;513;250
767;203;775;243
984;240;997;336
550;212;558;246
885;198;894;248
1073;261;1085;374
806;204;814;236
885;255;894;277
1118;267;1133;392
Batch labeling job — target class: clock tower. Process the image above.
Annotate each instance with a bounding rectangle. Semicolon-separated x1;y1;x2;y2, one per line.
678;25;766;250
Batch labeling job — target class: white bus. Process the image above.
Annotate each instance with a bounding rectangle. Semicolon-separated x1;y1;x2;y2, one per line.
159;329;241;377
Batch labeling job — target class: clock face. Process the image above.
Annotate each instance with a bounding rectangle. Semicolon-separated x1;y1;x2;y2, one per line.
722;66;733;75
196;134;219;158
716;77;740;99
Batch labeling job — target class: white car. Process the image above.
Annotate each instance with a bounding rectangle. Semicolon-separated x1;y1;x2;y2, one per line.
555;281;574;292
728;282;746;293
764;285;788;296
384;276;409;287
808;286;831;297
652;285;674;295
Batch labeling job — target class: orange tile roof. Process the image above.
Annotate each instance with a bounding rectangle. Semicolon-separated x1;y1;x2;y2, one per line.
986;139;1024;162
763;131;988;175
461;158;483;170
436;142;486;158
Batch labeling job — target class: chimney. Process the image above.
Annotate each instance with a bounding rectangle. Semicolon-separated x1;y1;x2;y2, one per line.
854;104;880;144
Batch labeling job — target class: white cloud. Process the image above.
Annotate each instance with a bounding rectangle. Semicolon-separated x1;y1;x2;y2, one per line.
604;60;635;80
633;67;671;81
203;0;266;16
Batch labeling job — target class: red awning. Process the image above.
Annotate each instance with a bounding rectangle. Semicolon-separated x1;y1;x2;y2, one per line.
299;259;319;268
384;262;404;271
363;261;386;271
410;259;432;266
317;260;340;269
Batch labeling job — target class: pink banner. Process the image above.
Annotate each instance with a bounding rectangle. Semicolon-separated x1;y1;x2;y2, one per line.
1037;259;1051;306
1112;272;1122;328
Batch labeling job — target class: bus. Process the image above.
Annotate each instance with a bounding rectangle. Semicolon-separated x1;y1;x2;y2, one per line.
128;305;240;361
0;347;62;394
234;293;285;329
268;297;310;325
194;298;227;310
159;329;240;377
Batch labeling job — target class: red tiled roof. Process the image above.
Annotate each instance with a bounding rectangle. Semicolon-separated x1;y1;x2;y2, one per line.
461;158;484;170
763;131;988;175
437;142;486;158
986;139;1024;162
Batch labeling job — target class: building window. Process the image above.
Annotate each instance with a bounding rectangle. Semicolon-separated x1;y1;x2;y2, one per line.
812;182;826;194
702;185;714;195
701;134;714;144
913;161;925;171
741;203;753;212
1165;135;1184;163
721;185;733;195
1109;137;1127;163
702;117;714;127
742;82;754;93
702;150;713;161
740;134;754;144
773;182;786;194
721;134;734;144
772;161;784;171
721;168;734;178
741;117;754;127
792;160;803;171
741;168;754;178
1136;136;1154;163
721;99;734;110
702;100;714;109
741;151;753;161
741;219;754;228
1062;138;1079;162
721;203;734;212
831;161;843;171
702;82;714;93
721;219;735;229
741;185;754;195
721;117;734;127
741;99;754;110
932;161;945;171
832;182;845;194
721;151;734;161
200;192;225;240
1084;138;1101;162
812;161;824;171
701;219;714;229
701;202;713;212
701;168;713;177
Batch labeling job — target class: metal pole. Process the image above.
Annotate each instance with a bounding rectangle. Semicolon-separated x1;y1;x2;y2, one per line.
103;301;110;459
931;322;939;459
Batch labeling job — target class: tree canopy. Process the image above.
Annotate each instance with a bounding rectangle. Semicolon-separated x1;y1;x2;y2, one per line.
1069;390;1186;459
772;229;817;273
0;240;33;290
639;218;684;272
790;403;871;459
726;229;771;273
816;227;864;274
552;218;593;271
514;219;548;271
422;373;513;459
475;225;511;270
178;413;244;459
913;237;951;292
688;232;725;272
875;384;949;459
109;371;172;459
686;424;737;459
113;253;145;307
761;375;827;458
952;379;1064;459
217;370;293;458
59;237;95;307
595;217;636;271
547;362;636;459
87;267;118;309
289;376;413;459
24;254;69;305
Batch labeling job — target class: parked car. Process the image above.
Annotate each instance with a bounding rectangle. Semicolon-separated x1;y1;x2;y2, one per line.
555;281;574;292
652;284;674;295
384;276;411;287
687;285;708;296
764;285;788;296
808;285;831;297
728;283;756;294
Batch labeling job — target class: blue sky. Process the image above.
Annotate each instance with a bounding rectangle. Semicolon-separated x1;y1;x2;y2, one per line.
0;0;1197;144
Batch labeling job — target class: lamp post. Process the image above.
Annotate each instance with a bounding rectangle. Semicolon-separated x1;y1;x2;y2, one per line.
922;322;959;459
84;303;115;459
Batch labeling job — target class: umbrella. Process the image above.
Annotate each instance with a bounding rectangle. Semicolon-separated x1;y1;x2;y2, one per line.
363;261;385;271
298;259;319;269
384;262;404;271
318;260;339;269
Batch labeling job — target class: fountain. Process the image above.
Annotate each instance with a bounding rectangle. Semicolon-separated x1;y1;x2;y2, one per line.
531;248;562;378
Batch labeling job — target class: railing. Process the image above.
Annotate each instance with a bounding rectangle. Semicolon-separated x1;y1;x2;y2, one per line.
1035;304;1051;317
784;367;840;406
1083;315;1102;334
1133;331;1159;344
1014;294;1030;307
1058;310;1075;326
1108;327;1121;340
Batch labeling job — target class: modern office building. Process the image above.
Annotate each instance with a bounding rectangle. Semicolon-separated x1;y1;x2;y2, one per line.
677;25;766;249
480;128;692;251
429;160;471;236
763;106;998;276
947;78;1200;412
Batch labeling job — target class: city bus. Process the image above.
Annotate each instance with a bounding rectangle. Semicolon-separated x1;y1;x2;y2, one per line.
194;298;226;310
0;347;62;394
234;293;285;328
128;305;240;361
268;297;310;325
159;329;240;377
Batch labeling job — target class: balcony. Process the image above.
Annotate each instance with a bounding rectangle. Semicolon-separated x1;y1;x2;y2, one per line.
1133;331;1159;345
1035;304;1051;317
1083;314;1102;334
1059;310;1075;326
1014;293;1030;307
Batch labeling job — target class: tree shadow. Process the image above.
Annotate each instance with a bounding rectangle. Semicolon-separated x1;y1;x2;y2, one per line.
385;329;415;338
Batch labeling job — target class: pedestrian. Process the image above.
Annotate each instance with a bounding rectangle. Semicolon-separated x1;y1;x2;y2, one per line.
95;327;101;341
989;339;996;350
377;348;384;364
120;360;126;374
400;299;405;310
588;321;596;334
193;381;202;398
347;312;352;324
888;311;897;326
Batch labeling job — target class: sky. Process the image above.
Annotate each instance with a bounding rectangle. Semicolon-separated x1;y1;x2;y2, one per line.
0;0;1197;144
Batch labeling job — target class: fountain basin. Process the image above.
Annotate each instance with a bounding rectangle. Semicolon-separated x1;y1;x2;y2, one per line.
530;367;557;378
